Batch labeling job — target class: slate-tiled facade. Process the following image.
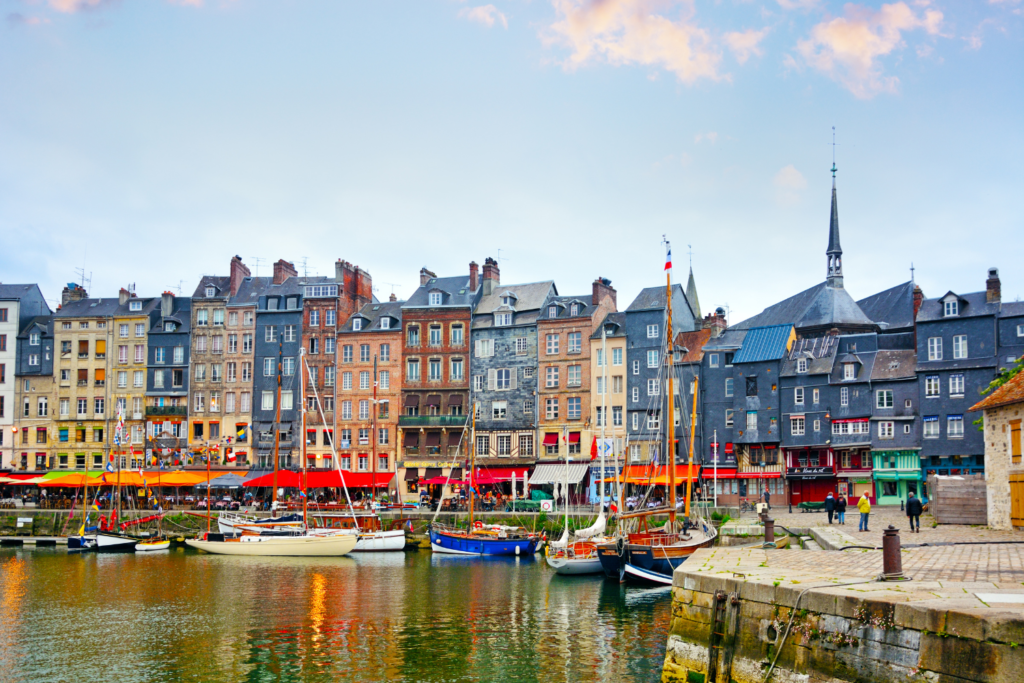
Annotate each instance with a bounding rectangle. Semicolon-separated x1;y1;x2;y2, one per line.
146;293;192;466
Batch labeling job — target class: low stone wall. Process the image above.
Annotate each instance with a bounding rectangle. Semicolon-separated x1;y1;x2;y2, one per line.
662;547;1024;683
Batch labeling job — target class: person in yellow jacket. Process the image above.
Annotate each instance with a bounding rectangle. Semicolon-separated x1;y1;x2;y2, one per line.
857;493;871;532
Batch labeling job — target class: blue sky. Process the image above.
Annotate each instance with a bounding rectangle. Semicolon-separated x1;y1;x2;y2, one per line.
1;0;1021;323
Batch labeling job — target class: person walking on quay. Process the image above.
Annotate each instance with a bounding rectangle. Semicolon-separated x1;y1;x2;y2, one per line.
762;486;771;511
836;494;847;525
906;492;923;533
824;492;836;524
857;493;871;532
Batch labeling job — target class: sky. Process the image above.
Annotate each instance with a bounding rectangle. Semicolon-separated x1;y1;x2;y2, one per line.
1;0;1021;324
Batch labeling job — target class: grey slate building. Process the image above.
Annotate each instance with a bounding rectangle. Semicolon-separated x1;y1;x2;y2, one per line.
470;280;556;467
866;339;921;504
145;292;192;466
14;315;55;470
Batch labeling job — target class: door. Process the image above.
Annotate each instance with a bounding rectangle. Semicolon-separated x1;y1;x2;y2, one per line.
1011;473;1024;528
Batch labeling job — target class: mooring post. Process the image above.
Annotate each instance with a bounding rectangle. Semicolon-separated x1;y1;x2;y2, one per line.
881;525;906;581
764;517;775;544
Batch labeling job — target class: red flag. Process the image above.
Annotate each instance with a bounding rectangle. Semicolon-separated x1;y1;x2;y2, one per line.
665;246;672;271
590;437;598;461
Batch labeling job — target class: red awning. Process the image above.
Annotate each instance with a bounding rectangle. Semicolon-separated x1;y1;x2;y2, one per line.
243;470;303;488
342;472;392;488
624;464;699;485
543;433;559;446
724;443;734;454
568;432;581;444
740;471;783;479
702;468;737;479
471;466;525;484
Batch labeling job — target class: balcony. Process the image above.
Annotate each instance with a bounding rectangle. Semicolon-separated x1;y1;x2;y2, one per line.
146;405;188;417
398;415;469;428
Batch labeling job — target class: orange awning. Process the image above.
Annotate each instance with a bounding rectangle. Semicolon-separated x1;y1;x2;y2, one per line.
153;471;221;486
38;474;103;488
623;464;699;485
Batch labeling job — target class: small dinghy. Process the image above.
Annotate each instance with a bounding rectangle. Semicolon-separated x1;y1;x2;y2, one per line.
135;538;171;552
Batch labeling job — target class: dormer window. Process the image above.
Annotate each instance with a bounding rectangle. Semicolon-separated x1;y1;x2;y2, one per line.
495;313;512;327
428;292;442;306
549;305;558;318
501;296;513;306
843;363;855;380
380;318;390;330
267;297;279;311
286;297;298;310
570;303;580;316
796;358;808;373
944;300;958;317
129;301;142;311
165;322;176;332
206;286;216;297
353;318;363;331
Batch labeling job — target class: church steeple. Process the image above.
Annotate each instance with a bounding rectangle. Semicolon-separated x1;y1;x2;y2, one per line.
826;163;843;289
686;266;701;320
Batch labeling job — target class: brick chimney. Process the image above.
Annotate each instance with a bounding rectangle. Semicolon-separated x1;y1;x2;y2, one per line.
272;259;297;285
229;255;250;296
482;257;500;296
355;266;372;305
419;267;437;287
703;308;728;337
912;285;924;320
389;293;398;302
986;267;1001;304
61;284;87;306
592;277;616;308
469;261;479;292
161;292;174;318
119;288;130;305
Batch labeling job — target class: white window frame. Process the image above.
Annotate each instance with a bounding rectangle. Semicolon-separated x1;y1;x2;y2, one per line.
953;335;968;360
647;324;658;339
791;417;805;436
843;364;855;380
943;300;958;316
928;337;942;361
428;292;442;306
647;350;658;369
794;387;804;405
947;415;964;438
797;358;807;373
949;374;965;396
925;376;940;398
875;390;894;409
878;421;894;439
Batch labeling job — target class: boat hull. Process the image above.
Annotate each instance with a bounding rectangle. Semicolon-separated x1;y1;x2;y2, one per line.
136;540;171;552
429;529;538;556
217;513;303;535
353;529;406;552
546;554;604;575
96;533;138;553
186;532;357;557
68;535;97;551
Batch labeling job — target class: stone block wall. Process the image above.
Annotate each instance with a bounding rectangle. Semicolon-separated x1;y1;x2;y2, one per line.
982;402;1024;530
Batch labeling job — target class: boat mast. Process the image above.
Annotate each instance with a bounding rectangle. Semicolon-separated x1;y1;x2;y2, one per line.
300;348;307;527
469;402;476;530
600;325;607;514
271;335;282;505
206;438;211;533
685;376;698;517
371;354;377;505
665;238;676;530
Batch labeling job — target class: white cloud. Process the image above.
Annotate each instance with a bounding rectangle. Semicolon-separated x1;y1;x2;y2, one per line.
694;131;718;144
724;27;769;64
774;164;807;190
544;0;724;84
795;1;943;98
459;5;508;29
47;0;107;12
777;0;818;10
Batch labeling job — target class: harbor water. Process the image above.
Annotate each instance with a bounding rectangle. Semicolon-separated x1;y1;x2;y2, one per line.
0;547;671;682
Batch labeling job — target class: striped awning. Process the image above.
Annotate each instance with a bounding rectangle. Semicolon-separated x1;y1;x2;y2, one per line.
529;463;589;485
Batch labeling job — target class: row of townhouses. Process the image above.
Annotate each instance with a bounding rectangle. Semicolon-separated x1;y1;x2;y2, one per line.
2;175;1021;505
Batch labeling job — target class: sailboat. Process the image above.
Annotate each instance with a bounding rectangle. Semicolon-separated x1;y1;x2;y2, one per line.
429;403;541;556
598;239;717;584
546;328;612;575
94;409;156;553
186;348;357;557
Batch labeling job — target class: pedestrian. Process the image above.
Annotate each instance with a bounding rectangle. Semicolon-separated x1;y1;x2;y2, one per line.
824;492;836;524
906;492;923;533
857;492;871;532
836;494;847;525
763;486;771;511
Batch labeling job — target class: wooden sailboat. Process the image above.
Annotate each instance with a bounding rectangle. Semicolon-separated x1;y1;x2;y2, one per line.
429;403;541;556
95;408;150;553
598;239;716;584
187;348;357;557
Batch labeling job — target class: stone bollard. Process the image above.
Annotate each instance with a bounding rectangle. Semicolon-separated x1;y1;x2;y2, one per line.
763;517;775;545
881;525;907;581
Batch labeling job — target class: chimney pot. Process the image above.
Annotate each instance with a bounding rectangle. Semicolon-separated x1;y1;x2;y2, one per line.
986;267;1001;304
389;293;397;302
469;261;479;292
272;259;298;285
481;257;500;296
592;277;617;308
230;256;251;296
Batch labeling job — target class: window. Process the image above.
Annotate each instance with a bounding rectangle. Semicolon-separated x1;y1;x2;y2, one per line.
613;376;623;394
923;417;939;438
194;392;205;412
197;309;209;326
429;325;442;346
647;412;660;431
791;417;805;436
843;364;855;380
746;411;757;430
309;337;319;355
876;390;894;409
794;387;804;405
949;374;965;396
451;325;464;346
745;377;758;397
546;334;559;355
812;388;820;404
129;300;142;311
925;376;940;397
38;397;48;416
450;358;463;381
324;337;335;354
947;415;964;438
195;364;206;381
476;435;490;457
725;409;734;427
1010;419;1021;464
309;309;320;326
359;370;371;389
342;371;352;389
428;359;441;381
281;391;294;410
631;412;639;431
709;353;719;368
343;345;353;363
265;326;277;343
378;428;389;446
119;324;129;338
567;364;581;387
953;335;968;359
632;360;640;375
494;313;512;327
380;318;390;330
541;365;559;389
359;400;370;420
135;344;145;362
647;378;660;396
134;371;144;387
407;359;420;381
325;310;336;326
725;378;734;397
878;421;894;439
428;292;442;306
283;325;296;342
494;368;511;390
476;339;494;358
358;344;370;362
28;354;39;366
492;401;507;420
944;300;958;316
213;309;224;326
523;367;534;379
561;396;579;420
263;358;274;376
225;392;235;413
927;337;942;361
568;332;581;353
613;348;622;366
612;406;622;426
545;398;559;420
341;400;352;419
797;358;807;373
647;324;658;339
1018;324;1024;338
228;335;238;353
379;343;390;361
407;325;420;347
647;350;658;368
473;375;484;392
242;334;253;353
244;311;254;326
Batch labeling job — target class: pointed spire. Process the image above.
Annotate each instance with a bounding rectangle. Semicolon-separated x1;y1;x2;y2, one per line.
686;266;701;320
826;164;844;289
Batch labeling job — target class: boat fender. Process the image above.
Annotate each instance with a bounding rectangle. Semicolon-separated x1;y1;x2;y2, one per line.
515;545;520;556
473;521;484;529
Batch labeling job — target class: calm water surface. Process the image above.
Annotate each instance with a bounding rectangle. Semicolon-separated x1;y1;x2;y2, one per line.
0;547;671;682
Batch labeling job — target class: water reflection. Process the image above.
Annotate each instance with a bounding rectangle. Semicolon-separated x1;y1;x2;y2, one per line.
0;547;669;682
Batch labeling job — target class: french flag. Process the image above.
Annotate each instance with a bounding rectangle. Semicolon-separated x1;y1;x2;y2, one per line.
665;246;672;271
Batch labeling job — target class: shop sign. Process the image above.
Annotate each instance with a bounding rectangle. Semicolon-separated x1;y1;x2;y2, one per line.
787;466;834;480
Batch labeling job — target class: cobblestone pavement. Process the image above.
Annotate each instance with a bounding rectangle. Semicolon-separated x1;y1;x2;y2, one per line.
738;504;1024;548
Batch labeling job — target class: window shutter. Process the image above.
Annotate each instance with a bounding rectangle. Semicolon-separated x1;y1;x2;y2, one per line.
487;369;496;391
475;340;481;357
510;369;517;391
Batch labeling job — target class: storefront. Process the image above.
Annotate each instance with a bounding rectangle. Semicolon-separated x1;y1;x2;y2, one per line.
872;450;922;505
834;445;874;503
785;447;837;505
703;468;738;506
587;463;621;505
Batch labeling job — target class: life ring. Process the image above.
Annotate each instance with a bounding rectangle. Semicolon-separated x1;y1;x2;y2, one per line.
473;520;484;529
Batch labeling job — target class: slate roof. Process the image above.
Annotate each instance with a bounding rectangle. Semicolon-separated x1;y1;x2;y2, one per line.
342;301;404;333
703;327;748;351
674;329;712;364
17;315;53;338
780;335;839;376
229;277;274;306
56;297;127;318
732;282;874;333
857;281;916;331
405;275;478;308
153;297;193;332
626;283;691;316
473;281;555;329
917;291;1000;323
0;284;43;301
871;350;917;381
192;276;231;300
537;294;594;321
969;369;1024;412
732;324;794;364
591;312;627;339
685;269;701;320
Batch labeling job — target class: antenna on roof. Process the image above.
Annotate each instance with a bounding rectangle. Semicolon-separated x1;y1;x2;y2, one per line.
249;257;266;278
73;266;92;295
910;263;915;284
299;257;309;279
496;249;511;266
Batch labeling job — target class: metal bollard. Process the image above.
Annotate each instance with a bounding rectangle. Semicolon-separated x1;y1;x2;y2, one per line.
764;517;775;544
881;525;907;581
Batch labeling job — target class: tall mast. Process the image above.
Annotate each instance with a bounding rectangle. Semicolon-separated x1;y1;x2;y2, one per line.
600;326;607;512
206;438;211;533
371;354;377;504
300;348;307;527
271;335;282;504
469;403;476;530
685;376;698;517
665;239;676;530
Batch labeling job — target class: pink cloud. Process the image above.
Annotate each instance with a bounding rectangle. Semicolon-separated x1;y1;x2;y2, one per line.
459;5;508;29
724;27;769;64
796;1;943;98
47;0;109;12
545;0;724;84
